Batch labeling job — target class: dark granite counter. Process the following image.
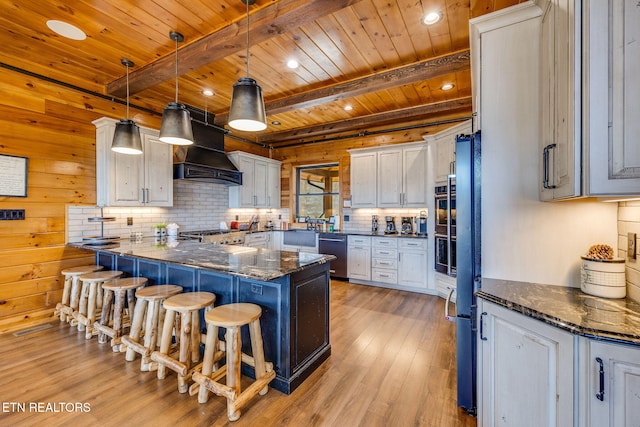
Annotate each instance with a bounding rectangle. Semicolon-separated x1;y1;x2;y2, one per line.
478;278;640;345
69;239;334;281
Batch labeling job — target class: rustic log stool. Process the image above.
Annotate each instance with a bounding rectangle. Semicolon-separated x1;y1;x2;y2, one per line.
190;303;275;422
55;265;104;323
122;284;183;370
93;277;148;352
151;292;216;393
75;270;122;339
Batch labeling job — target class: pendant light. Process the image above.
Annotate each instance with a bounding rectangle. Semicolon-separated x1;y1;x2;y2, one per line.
159;31;194;145
228;0;267;132
111;58;143;155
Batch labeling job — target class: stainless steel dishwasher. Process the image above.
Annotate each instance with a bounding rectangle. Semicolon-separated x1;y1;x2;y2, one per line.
318;233;348;280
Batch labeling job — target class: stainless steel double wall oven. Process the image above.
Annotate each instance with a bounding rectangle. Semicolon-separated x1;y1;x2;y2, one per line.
434;182;456;276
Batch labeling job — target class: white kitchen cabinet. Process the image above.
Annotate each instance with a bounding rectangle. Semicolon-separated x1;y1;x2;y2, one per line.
581;339;640;427
477;300;575;427
377;144;428;208
434;137;455;184
540;0;640;200
228;152;281;208
397;238;428;290
371;237;398;285
349;151;377;208
244;232;272;249
347;235;371;281
94;117;173;207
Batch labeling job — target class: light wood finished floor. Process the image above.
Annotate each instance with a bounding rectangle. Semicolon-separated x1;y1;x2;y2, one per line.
0;280;476;427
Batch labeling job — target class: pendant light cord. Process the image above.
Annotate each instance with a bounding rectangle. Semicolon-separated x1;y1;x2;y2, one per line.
125;62;130;119
245;0;250;78
175;37;179;103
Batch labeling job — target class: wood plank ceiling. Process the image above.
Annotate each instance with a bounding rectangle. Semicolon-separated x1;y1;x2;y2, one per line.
0;0;523;147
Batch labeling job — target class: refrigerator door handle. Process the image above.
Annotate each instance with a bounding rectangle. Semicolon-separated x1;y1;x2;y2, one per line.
444;288;456;322
479;311;488;341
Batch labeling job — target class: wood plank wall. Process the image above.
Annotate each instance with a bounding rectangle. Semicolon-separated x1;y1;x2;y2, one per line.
0;67;266;332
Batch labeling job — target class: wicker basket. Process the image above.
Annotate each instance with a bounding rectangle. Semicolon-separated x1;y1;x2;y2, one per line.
580;256;626;298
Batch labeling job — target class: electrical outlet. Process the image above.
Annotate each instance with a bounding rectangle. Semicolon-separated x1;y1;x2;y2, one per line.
127;217;133;226
628;232;637;260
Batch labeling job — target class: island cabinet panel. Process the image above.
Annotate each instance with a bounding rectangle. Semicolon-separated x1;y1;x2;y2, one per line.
165;264;198;292
198;270;234;306
96;253;164;285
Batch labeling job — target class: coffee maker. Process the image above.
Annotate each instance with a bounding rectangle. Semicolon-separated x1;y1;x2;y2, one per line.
371;215;379;234
384;216;397;234
401;217;413;234
416;210;428;236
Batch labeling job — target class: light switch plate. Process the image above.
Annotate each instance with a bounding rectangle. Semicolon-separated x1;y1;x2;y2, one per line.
628;232;637;260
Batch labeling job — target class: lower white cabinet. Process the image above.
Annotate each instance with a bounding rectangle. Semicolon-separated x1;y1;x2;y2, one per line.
397;238;428;290
244;232;272;249
478;300;575;427
581;339;640;427
371;237;398;284
434;272;456;302
347;236;371;281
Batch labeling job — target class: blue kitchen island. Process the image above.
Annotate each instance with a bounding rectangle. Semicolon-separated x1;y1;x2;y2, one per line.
71;239;334;394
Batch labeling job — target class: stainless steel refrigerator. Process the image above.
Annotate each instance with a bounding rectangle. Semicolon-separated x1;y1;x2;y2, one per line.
455;131;481;415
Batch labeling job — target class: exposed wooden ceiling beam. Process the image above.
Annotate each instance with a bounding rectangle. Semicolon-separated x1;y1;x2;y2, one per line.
214;49;470;125
260;97;473;144
107;0;366;97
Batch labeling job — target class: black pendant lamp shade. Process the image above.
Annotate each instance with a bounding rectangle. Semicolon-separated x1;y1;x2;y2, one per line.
111;59;143;155
159;31;194;145
228;0;267;132
159;102;194;145
228;77;267;131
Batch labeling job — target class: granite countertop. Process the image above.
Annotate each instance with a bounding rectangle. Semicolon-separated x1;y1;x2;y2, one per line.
264;229;428;239
478;278;640;345
69;240;335;281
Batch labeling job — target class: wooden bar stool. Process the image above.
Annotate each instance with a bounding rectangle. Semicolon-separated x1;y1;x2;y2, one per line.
151;292;216;393
122;284;183;370
190;303;275;422
75;270;122;339
94;277;148;352
55;265;104;323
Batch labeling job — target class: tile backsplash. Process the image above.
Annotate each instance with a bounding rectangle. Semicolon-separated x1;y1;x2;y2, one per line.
66;180;288;242
618;200;640;301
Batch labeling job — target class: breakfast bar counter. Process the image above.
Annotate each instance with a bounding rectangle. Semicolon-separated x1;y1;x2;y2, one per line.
69;239;335;394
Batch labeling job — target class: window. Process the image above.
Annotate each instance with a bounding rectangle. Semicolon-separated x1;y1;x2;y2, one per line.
296;164;339;219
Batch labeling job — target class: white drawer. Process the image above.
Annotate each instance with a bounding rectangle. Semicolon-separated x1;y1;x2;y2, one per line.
348;235;371;247
373;248;397;258
373;237;398;248
399;238;427;250
372;257;398;269
372;268;398;284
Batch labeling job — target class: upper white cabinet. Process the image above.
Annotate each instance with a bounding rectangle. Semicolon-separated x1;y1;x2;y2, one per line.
94;117;173;207
377;145;428;208
581;339;640;427
350;142;427;208
478;299;575;427
349;151;377;208
540;0;640;200
228;151;281;208
425;121;471;184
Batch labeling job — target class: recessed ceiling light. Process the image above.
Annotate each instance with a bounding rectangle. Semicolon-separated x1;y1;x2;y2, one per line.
286;59;299;69
344;105;353;111
46;20;86;40
440;83;455;91
421;12;441;26
202;89;214;96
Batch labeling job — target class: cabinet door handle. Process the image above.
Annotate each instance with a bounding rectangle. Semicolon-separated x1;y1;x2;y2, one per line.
542;143;557;189
595;357;605;401
479;312;488;341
